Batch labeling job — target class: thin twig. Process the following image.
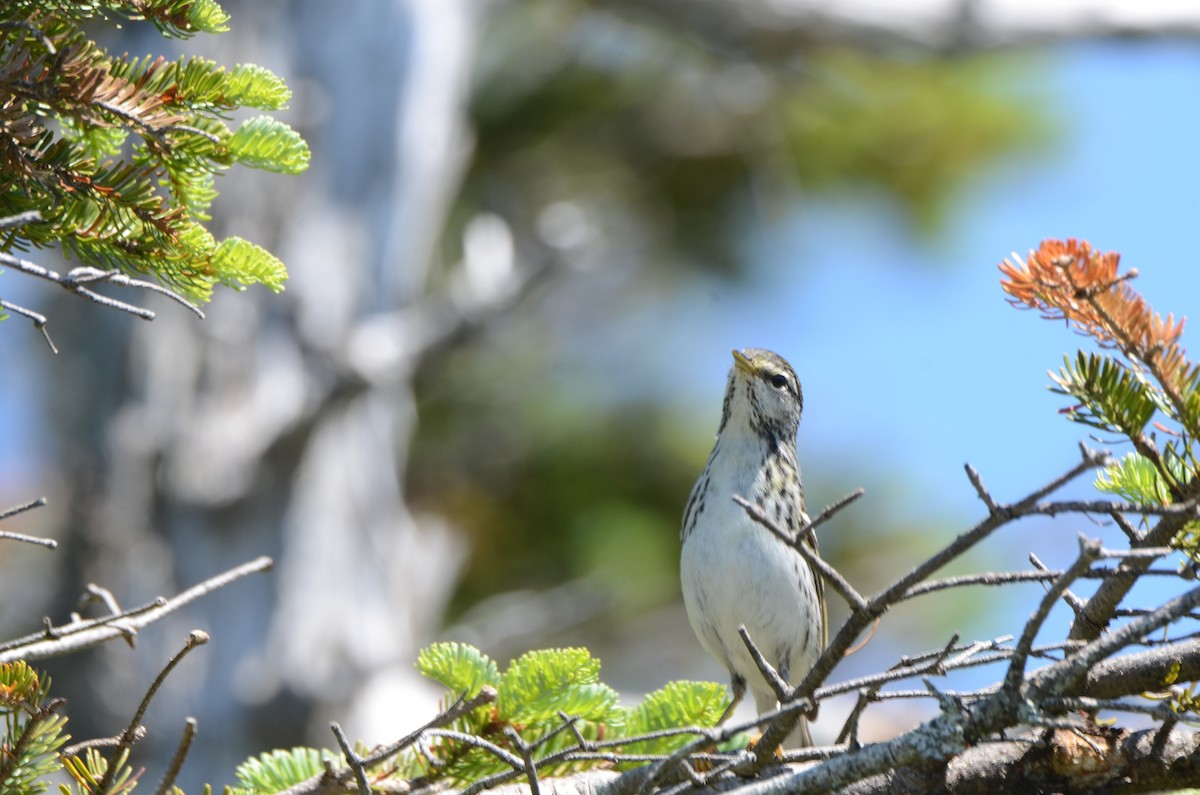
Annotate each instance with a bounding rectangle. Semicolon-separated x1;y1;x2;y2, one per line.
1002;536;1101;697
1043;696;1177;720
73;587;136;650
96;631;209;795
835;684;882;749
1030;552;1086;615
0;530;58;549
504;726;542;795
1029;443;1112;504
869;687;998;702
155;717;197;795
737;625;793;702
0;496;47;522
331;722;371;795
892;635;1014;669
904;569;1057;600
0;556;272;662
733;495;867;611
815;635;1001;703
0;299;57;353
557;710;592;752
1110;509;1144;544
1100;545;1176;560
358;687;497;768
61;731;136;758
459;767;527;795
800;488;865;539
0;253;205;322
965;463;1000;513
425;729;524;769
82;583;125;619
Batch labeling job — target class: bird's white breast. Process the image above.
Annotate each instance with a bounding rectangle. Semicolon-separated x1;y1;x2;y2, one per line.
680;435;819;704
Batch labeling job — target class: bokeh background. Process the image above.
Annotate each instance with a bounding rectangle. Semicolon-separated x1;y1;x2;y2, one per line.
3;0;1200;789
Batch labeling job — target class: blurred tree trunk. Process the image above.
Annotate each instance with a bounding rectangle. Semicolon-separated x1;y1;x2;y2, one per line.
43;0;476;786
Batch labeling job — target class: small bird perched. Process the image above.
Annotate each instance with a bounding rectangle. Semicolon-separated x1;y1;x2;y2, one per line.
680;348;825;748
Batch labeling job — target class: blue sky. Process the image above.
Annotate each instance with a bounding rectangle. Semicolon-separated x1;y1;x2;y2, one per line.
665;39;1200;519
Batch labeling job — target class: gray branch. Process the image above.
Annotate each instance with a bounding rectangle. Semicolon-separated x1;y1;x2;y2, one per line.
0;557;273;662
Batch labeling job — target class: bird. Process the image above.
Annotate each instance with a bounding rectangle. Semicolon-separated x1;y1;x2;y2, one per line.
680;347;825;748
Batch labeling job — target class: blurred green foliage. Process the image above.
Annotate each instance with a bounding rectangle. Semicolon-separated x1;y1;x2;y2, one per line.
409;0;1050;628
410;360;697;618
443;0;1049;275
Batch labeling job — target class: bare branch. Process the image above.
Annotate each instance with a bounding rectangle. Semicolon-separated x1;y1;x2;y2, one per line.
964;463;1000;513
558;710;593;752
0;252;205;323
801;488;865;538
793;456;1104;723
1081;636;1200;699
1001;536;1101;696
62;731;138;759
425;728;524;772
0;496;47;522
0;529;58;549
274;687;499;795
0;299;57;352
0;556;273;662
359;686;497;768
835;684;881;749
1111;509;1144;543
96;631;208;795
155;717;198;795
1070;508;1199;642
1034;581;1200;698
331;722;370;795
737;625;793;703
504;726;542;795
82;583;126;621
0;210;43;230
733;494;867;611
834;724;1200;795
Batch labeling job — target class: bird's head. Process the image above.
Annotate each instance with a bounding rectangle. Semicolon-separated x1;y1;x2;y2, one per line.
720;348;804;439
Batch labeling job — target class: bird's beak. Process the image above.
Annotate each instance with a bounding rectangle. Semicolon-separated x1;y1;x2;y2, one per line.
731;349;755;375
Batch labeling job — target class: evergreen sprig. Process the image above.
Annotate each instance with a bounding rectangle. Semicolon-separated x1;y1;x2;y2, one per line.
1001;238;1200;555
0;661;68;794
391;642;728;787
1;0;309;303
231;747;334;795
1050;351;1158;437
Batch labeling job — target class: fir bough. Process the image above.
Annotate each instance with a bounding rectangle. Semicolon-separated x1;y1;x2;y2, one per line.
0;0;309;302
403;642;728;785
0;661;69;794
1001;238;1200;555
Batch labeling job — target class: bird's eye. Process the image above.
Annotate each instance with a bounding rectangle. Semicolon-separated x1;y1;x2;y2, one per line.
770;373;788;389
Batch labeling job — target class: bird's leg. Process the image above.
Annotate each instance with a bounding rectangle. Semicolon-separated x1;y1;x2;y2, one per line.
718;674;746;726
